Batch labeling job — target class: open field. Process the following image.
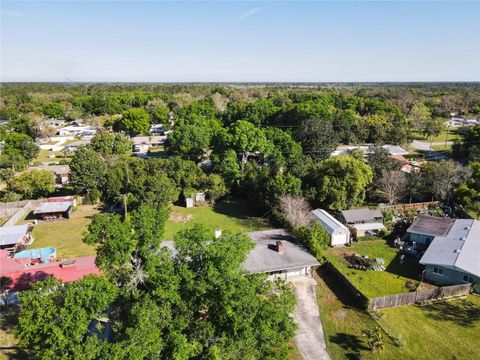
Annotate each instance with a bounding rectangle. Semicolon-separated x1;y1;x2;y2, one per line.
17;205;98;259
316;268;480;360
325;240;425;298
163;200;271;240
411;130;460;143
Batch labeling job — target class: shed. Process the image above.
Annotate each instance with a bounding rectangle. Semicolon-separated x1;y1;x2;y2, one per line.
311;209;350;246
351;222;386;238
33;201;72;221
0;225;30;248
341;208;383;225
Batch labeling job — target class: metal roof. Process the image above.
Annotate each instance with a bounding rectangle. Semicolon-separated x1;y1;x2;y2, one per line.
244;229;320;273
341;208;383;224
0;225;29;246
407;215;455;237
420;219;480;277
33;201;72;214
311;209;348;235
353;223;386;231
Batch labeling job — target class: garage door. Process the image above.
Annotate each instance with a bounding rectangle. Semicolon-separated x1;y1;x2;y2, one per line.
331;233;349;246
287;268;305;278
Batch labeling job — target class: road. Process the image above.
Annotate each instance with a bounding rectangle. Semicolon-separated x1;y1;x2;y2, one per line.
292;277;331;360
409;140;452;160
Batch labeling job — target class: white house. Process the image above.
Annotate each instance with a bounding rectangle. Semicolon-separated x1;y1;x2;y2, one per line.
58;126;96;137
311;209;351;246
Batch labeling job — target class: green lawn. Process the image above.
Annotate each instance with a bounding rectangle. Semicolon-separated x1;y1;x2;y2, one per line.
163;200;271;240
33;149;70;163
18;205;98;259
325;240;424;298
377;295;480;360
316;268;480;360
411;130;460;143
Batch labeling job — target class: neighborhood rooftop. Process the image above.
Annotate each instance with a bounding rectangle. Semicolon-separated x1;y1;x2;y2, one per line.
0;225;29;247
341;208;383;224
407;214;455;237
33;201;72;214
311;209;346;234
420;219;480;277
244;229;320;274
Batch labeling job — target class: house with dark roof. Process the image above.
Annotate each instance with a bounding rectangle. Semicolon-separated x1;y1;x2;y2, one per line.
311;209;350;246
407;215;455;246
416;218;480;288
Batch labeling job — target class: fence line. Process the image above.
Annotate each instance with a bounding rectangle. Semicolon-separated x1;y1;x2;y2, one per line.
324;262;369;309
378;201;438;213
0;200;31;209
369;283;472;310
2;200;45;227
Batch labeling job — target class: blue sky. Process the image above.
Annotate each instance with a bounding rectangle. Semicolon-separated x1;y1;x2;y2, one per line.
1;1;479;82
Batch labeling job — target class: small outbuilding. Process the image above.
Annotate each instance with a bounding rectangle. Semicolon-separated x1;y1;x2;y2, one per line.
311;209;350;246
33;201;72;221
341;208;385;238
0;225;32;250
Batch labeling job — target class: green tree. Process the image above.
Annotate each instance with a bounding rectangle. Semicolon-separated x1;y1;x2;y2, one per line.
7;170;55;199
115;108;150;135
408;103;431;135
165;123;211;161
152;105;170;123
212;149;242;188
306;155;373;210
69;147;107;195
2;132;39;161
89;131;133;156
41;101;65;119
293;222;330;259
367;144;399;179
16;275;118;360
296;118;338;160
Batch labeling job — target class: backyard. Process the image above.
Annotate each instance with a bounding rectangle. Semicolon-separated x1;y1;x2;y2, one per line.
163;199;271;240
316;268;480;360
17;205;99;259
325;239;426;298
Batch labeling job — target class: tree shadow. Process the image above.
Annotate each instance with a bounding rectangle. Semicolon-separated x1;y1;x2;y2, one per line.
317;267;360;308
0;306;32;360
422;299;480;327
385;252;422;281
212;199;254;220
12;271;52;291
329;333;369;354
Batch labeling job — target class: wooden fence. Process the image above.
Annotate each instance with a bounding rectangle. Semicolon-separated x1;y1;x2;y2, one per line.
378;201;438;213
369;283;473;310
2;200;45;227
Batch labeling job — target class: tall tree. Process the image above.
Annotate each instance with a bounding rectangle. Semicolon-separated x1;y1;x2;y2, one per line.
7;170;55;199
376;170;407;204
296;118;338;160
69;147;107;195
115;108;150;135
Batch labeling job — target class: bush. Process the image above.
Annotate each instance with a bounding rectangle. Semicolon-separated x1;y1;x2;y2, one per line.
84;188;101;204
293;222;330;259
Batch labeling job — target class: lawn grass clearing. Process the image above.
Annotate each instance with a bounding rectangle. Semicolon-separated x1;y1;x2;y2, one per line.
17;205;98;259
325;240;424;298
163;199;270;240
34;149;70;163
411;130;460;143
316;267;480;359
376;295;480;360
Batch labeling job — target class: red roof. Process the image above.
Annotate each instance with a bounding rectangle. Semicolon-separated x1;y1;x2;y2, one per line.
0;256;100;291
47;196;75;203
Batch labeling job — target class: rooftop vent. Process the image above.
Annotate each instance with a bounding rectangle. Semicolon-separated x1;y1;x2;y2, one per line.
460;236;466;241
454;249;461;253
464;227;471;231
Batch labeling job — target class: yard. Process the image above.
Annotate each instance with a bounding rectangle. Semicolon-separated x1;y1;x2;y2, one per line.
325;239;425;298
316;268;480;360
163;200;271;240
33;149;70;163
17;205;99;259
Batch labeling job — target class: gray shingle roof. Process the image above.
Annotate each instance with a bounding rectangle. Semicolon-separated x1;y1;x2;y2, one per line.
420;219;480;277
341;208;383;224
244;229;320;273
407;215;455;237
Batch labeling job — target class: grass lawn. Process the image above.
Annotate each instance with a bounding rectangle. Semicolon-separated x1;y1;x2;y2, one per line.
163;200;271;240
34;149;70;163
376;295;480;360
17;205;98;259
411;130;460;143
325;240;424;298
316;268;480;359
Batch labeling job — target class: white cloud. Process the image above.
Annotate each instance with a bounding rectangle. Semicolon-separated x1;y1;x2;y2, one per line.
4;10;24;17
238;7;263;21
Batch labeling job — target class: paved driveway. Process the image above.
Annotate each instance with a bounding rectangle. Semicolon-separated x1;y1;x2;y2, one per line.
291;276;331;360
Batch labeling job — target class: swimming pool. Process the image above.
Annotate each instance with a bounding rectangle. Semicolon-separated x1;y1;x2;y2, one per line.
14;247;56;264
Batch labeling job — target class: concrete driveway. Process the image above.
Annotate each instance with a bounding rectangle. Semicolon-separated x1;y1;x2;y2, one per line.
291;276;331;360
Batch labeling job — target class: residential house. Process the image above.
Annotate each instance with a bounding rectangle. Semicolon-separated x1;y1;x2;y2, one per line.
410;216;480;287
58;125;96;137
162;229;320;282
341;208;385;238
62;140;90;152
0;225;32;252
132;136;166;154
45;119;66;128
331;144;409;157
311;209;350;246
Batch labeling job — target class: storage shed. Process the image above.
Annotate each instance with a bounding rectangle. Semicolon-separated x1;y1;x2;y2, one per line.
311;209;350;246
33;201;72;221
